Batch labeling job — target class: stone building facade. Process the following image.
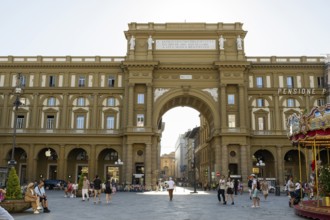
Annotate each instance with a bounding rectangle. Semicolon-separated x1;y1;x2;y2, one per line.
0;22;329;188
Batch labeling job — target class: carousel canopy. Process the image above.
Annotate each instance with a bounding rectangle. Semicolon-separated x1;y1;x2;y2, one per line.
287;104;330;145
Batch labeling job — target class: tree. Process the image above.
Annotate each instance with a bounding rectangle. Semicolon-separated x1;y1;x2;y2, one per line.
6;167;23;200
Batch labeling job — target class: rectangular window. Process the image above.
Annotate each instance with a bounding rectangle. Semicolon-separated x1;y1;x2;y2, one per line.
106;116;115;129
16;115;25;129
78;76;85;87
317;77;324;88
48;97;56;106
256;77;263;88
107;98;115;106
287;98;295;107
108;76;115;87
137;94;145;104
228;114;236;128
228;94;235;105
46;115;55;129
258;117;265;130
287;76;294;88
318;99;325;106
137;114;144;127
49;76;56;87
257;98;264;107
20;75;26;87
76;116;85;129
77;97;85;106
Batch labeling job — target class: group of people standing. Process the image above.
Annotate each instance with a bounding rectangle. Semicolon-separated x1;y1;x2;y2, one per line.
65;175;114;204
217;174;270;208
217;175;235;205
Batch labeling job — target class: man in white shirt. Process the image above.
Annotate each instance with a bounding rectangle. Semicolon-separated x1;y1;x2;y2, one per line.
167;177;175;201
34;180;50;213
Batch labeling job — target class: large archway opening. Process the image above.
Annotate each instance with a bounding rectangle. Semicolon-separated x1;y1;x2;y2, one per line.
156;91;218;188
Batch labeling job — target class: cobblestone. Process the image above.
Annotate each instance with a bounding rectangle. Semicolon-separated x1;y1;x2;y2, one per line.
11;187;302;220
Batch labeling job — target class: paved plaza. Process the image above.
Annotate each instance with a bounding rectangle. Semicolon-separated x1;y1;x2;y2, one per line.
11;187;302;220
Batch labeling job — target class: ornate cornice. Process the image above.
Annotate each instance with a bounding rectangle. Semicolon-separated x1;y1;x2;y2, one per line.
250;63;324;69
0;63;122;69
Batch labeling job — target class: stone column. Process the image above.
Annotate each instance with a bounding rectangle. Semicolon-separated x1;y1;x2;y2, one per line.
89;145;96;179
221;145;228;176
91;93;98;129
145;143;152;190
214;137;221;174
240;145;248;181
274;94;281;131
128;84;134;127
220;84;227;129
146;84;152;128
239;84;246;129
1;93;8;128
57;145;66;180
61;93;68;129
125;144;133;184
31;93;39;129
151;137;158;190
246;144;252;176
276;146;283;186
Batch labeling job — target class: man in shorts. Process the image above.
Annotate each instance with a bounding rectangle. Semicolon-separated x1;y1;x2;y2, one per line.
93;175;102;204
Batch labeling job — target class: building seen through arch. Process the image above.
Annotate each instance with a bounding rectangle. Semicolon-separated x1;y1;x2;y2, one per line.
0;22;329;189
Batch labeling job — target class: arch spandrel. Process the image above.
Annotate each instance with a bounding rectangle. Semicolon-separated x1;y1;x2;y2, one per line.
153;88;220;131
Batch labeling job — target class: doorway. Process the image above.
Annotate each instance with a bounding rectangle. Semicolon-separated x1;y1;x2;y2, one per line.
48;165;57;179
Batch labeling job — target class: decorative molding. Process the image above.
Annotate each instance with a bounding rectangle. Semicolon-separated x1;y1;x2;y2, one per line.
202;88;218;102
154;88;170;102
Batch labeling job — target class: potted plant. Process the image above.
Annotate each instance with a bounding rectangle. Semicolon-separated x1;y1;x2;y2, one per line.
1;167;31;213
319;165;330;206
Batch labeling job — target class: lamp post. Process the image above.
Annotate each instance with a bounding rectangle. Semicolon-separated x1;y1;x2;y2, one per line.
256;160;266;178
8;73;23;167
191;142;198;194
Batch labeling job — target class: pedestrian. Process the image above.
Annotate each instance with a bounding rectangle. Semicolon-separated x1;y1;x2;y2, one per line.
217;175;226;204
261;178;269;201
287;175;295;207
251;174;260;208
225;177;234;205
72;182;78;198
34;180;51;213
93;175;102;204
167;177;175;201
24;182;40;214
248;175;253;200
234;178;238;195
82;175;90;201
104;176;112;204
0;189;14;220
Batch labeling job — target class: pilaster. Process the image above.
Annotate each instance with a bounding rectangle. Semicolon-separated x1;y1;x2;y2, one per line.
145;144;152;190
221;145;228;176
240;145;248;181
125;144;133;184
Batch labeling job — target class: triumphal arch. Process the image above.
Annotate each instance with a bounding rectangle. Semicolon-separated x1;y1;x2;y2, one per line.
0;22;327;189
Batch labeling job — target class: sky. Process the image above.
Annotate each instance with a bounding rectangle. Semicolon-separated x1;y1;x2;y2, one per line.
1;0;330;154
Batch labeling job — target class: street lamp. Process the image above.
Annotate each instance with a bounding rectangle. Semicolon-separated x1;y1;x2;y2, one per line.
191;142;198;194
115;158;124;165
8;73;23;167
256;160;266;178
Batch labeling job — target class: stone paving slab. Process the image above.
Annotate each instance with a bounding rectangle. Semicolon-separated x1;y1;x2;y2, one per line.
10;187;302;220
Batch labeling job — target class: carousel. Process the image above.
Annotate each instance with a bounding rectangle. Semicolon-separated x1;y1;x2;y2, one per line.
287;104;330;220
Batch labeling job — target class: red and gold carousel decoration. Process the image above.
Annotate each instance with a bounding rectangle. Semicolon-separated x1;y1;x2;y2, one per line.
287;104;330;220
